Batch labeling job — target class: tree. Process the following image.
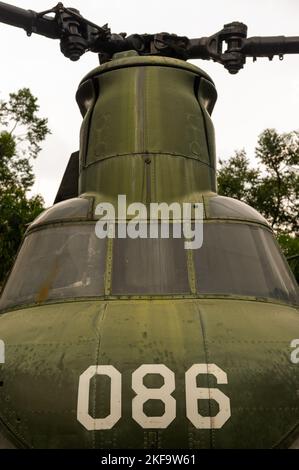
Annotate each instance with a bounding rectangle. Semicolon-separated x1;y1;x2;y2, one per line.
217;150;259;202
254;129;298;233
0;88;50;285
278;233;299;281
218;129;299;281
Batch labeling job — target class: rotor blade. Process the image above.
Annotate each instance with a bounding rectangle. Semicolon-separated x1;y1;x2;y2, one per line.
0;1;60;39
242;36;299;57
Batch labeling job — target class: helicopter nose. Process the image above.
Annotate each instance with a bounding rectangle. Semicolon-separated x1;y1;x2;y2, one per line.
0;298;298;448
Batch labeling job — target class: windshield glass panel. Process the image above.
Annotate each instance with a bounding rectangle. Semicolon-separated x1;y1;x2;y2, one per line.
112;235;190;295
194;223;298;304
0;224;106;310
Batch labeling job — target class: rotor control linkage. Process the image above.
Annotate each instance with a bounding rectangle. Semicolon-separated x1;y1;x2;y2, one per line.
1;1;299;72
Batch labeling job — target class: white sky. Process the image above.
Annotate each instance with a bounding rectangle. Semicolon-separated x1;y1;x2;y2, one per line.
1;0;299;206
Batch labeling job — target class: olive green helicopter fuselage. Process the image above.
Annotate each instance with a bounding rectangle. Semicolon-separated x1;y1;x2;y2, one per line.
0;52;298;449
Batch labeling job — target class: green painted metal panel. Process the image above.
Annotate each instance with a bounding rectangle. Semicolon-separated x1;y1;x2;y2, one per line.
0;299;298;448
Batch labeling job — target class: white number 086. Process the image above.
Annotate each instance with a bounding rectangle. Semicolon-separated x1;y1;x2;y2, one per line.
77;363;231;431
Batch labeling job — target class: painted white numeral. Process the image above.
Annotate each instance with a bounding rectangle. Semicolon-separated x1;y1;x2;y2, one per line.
0;340;4;364
77;363;231;431
132;364;176;429
77;365;121;430
185;364;231;429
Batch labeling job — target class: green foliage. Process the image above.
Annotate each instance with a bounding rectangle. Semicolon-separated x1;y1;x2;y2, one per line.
218;128;299;281
254;129;299;232
277;234;299;283
0;88;50;191
0;189;44;284
218;150;259;202
0;88;50;286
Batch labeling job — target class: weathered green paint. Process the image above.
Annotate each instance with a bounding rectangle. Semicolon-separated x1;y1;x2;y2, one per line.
0;299;298;448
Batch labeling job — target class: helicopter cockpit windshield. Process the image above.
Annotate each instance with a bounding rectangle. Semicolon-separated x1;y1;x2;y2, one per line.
0;218;298;311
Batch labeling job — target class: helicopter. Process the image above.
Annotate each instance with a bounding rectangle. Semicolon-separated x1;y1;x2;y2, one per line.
0;1;298;449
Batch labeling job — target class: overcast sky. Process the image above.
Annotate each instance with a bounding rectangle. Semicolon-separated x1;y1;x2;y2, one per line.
1;0;299;206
